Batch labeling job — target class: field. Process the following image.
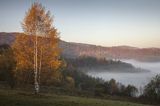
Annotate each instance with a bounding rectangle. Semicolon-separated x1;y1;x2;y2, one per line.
0;89;150;106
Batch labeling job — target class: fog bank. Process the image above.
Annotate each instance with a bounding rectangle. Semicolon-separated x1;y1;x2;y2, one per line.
88;60;160;88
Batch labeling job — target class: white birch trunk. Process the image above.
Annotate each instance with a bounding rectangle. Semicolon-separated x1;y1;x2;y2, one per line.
34;34;39;94
38;47;42;87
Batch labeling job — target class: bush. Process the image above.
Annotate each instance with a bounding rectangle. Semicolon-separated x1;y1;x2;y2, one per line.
0;45;16;88
143;74;160;101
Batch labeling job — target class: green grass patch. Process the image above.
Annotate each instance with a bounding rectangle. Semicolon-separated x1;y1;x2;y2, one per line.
0;89;150;106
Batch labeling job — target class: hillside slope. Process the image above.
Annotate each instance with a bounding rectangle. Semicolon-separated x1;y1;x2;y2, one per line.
0;89;149;106
0;32;160;62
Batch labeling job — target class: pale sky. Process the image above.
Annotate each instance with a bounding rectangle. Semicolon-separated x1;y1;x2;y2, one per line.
0;0;160;48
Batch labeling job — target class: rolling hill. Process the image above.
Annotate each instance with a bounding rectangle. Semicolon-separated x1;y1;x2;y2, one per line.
0;32;160;62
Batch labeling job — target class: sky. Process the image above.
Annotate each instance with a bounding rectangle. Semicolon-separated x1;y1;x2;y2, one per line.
0;0;160;48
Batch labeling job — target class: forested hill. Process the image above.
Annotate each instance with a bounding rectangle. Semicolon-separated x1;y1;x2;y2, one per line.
1;32;160;62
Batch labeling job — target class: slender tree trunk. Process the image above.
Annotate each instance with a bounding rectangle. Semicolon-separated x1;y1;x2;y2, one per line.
34;36;36;92
34;34;39;94
38;47;42;87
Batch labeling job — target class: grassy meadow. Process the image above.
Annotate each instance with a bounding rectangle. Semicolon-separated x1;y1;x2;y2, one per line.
0;89;151;106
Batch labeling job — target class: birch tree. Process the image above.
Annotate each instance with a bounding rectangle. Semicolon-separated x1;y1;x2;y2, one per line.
13;2;62;94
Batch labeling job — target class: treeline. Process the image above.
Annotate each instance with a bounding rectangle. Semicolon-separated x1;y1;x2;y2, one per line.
0;44;101;89
65;56;146;73
94;79;138;97
0;45;137;97
65;56;134;68
0;44;160;104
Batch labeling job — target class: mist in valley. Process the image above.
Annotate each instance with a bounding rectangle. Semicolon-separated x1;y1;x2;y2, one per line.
87;60;160;89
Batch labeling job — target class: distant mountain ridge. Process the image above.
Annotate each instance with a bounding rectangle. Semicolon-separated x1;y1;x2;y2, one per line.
0;32;160;62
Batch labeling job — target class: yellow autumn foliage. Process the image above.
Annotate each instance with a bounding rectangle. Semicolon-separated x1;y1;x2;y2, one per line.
12;2;63;85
